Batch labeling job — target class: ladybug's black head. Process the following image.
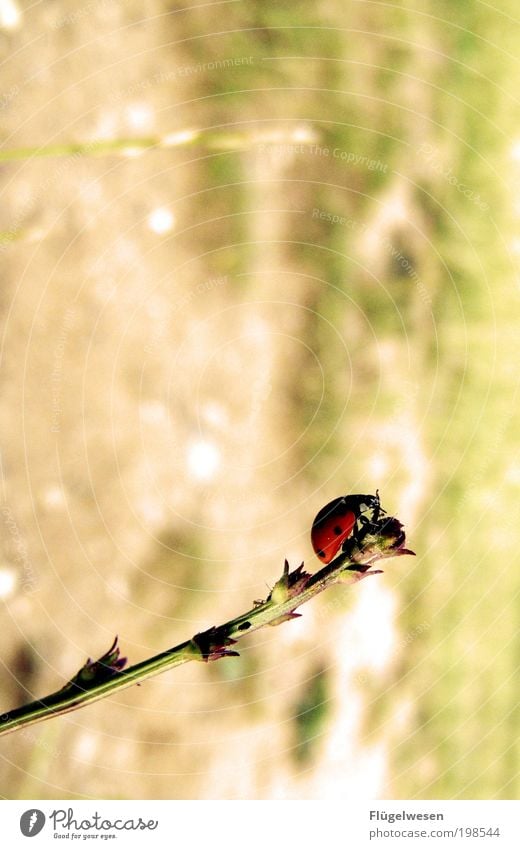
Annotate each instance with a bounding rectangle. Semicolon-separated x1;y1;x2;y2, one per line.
342;492;381;519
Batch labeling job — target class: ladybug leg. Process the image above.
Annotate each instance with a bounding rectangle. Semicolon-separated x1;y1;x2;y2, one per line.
339;534;358;557
367;493;381;524
355;513;373;542
354;506;383;544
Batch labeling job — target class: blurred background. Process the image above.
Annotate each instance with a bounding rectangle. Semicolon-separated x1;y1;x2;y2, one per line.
0;0;519;800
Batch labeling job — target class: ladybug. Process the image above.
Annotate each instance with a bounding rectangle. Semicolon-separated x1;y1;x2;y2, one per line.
311;492;383;564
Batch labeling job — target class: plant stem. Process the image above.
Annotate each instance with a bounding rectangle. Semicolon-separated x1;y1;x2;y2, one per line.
0;527;411;738
0;127;316;164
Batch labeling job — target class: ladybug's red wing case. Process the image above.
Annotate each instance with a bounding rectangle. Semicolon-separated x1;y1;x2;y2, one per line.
310;497;357;564
310;492;383;564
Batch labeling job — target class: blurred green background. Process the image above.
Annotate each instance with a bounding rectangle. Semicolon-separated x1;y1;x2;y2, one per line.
0;0;519;799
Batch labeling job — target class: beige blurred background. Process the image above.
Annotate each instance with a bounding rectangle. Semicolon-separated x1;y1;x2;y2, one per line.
0;0;519;799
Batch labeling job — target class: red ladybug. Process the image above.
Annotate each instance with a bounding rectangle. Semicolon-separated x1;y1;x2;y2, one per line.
311;493;382;564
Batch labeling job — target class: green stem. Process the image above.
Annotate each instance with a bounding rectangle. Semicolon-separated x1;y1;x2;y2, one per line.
0;531;408;738
0;128;313;164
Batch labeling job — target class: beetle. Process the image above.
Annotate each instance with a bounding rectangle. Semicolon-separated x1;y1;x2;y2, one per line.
311;492;383;564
